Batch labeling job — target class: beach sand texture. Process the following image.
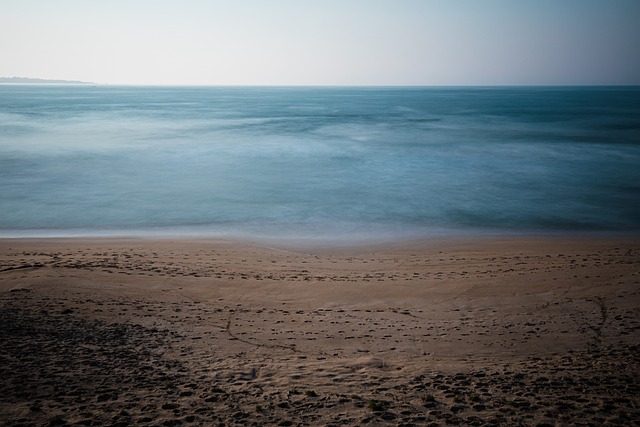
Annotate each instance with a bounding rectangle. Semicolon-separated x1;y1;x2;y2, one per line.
1;237;639;426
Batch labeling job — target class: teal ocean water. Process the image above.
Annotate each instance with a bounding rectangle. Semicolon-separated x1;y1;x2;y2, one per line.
1;86;639;242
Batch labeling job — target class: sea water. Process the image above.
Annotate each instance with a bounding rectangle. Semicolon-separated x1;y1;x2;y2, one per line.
1;86;639;242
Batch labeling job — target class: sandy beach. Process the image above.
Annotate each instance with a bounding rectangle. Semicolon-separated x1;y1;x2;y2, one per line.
1;236;639;426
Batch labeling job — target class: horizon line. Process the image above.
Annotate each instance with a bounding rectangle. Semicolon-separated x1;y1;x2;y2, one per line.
2;82;640;88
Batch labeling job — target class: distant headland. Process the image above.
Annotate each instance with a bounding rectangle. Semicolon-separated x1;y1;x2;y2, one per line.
0;76;93;84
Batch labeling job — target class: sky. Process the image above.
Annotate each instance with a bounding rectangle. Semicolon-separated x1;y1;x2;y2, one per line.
1;0;639;86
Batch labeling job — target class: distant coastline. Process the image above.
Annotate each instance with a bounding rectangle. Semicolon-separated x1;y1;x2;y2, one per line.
0;76;93;84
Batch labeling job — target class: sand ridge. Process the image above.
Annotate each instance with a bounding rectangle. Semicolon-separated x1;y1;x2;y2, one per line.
1;237;639;426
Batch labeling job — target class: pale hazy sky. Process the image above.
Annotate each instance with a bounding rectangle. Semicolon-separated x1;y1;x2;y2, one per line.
1;0;639;85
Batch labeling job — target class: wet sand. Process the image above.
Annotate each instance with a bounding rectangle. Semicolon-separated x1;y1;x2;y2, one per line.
1;236;639;426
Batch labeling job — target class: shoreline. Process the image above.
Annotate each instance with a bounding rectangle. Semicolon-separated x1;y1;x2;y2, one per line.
2;229;639;248
2;235;639;425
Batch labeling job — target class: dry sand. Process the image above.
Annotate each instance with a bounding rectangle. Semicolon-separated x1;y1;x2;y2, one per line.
1;236;639;426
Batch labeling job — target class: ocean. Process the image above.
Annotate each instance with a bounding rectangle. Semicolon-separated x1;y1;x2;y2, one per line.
1;85;639;242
